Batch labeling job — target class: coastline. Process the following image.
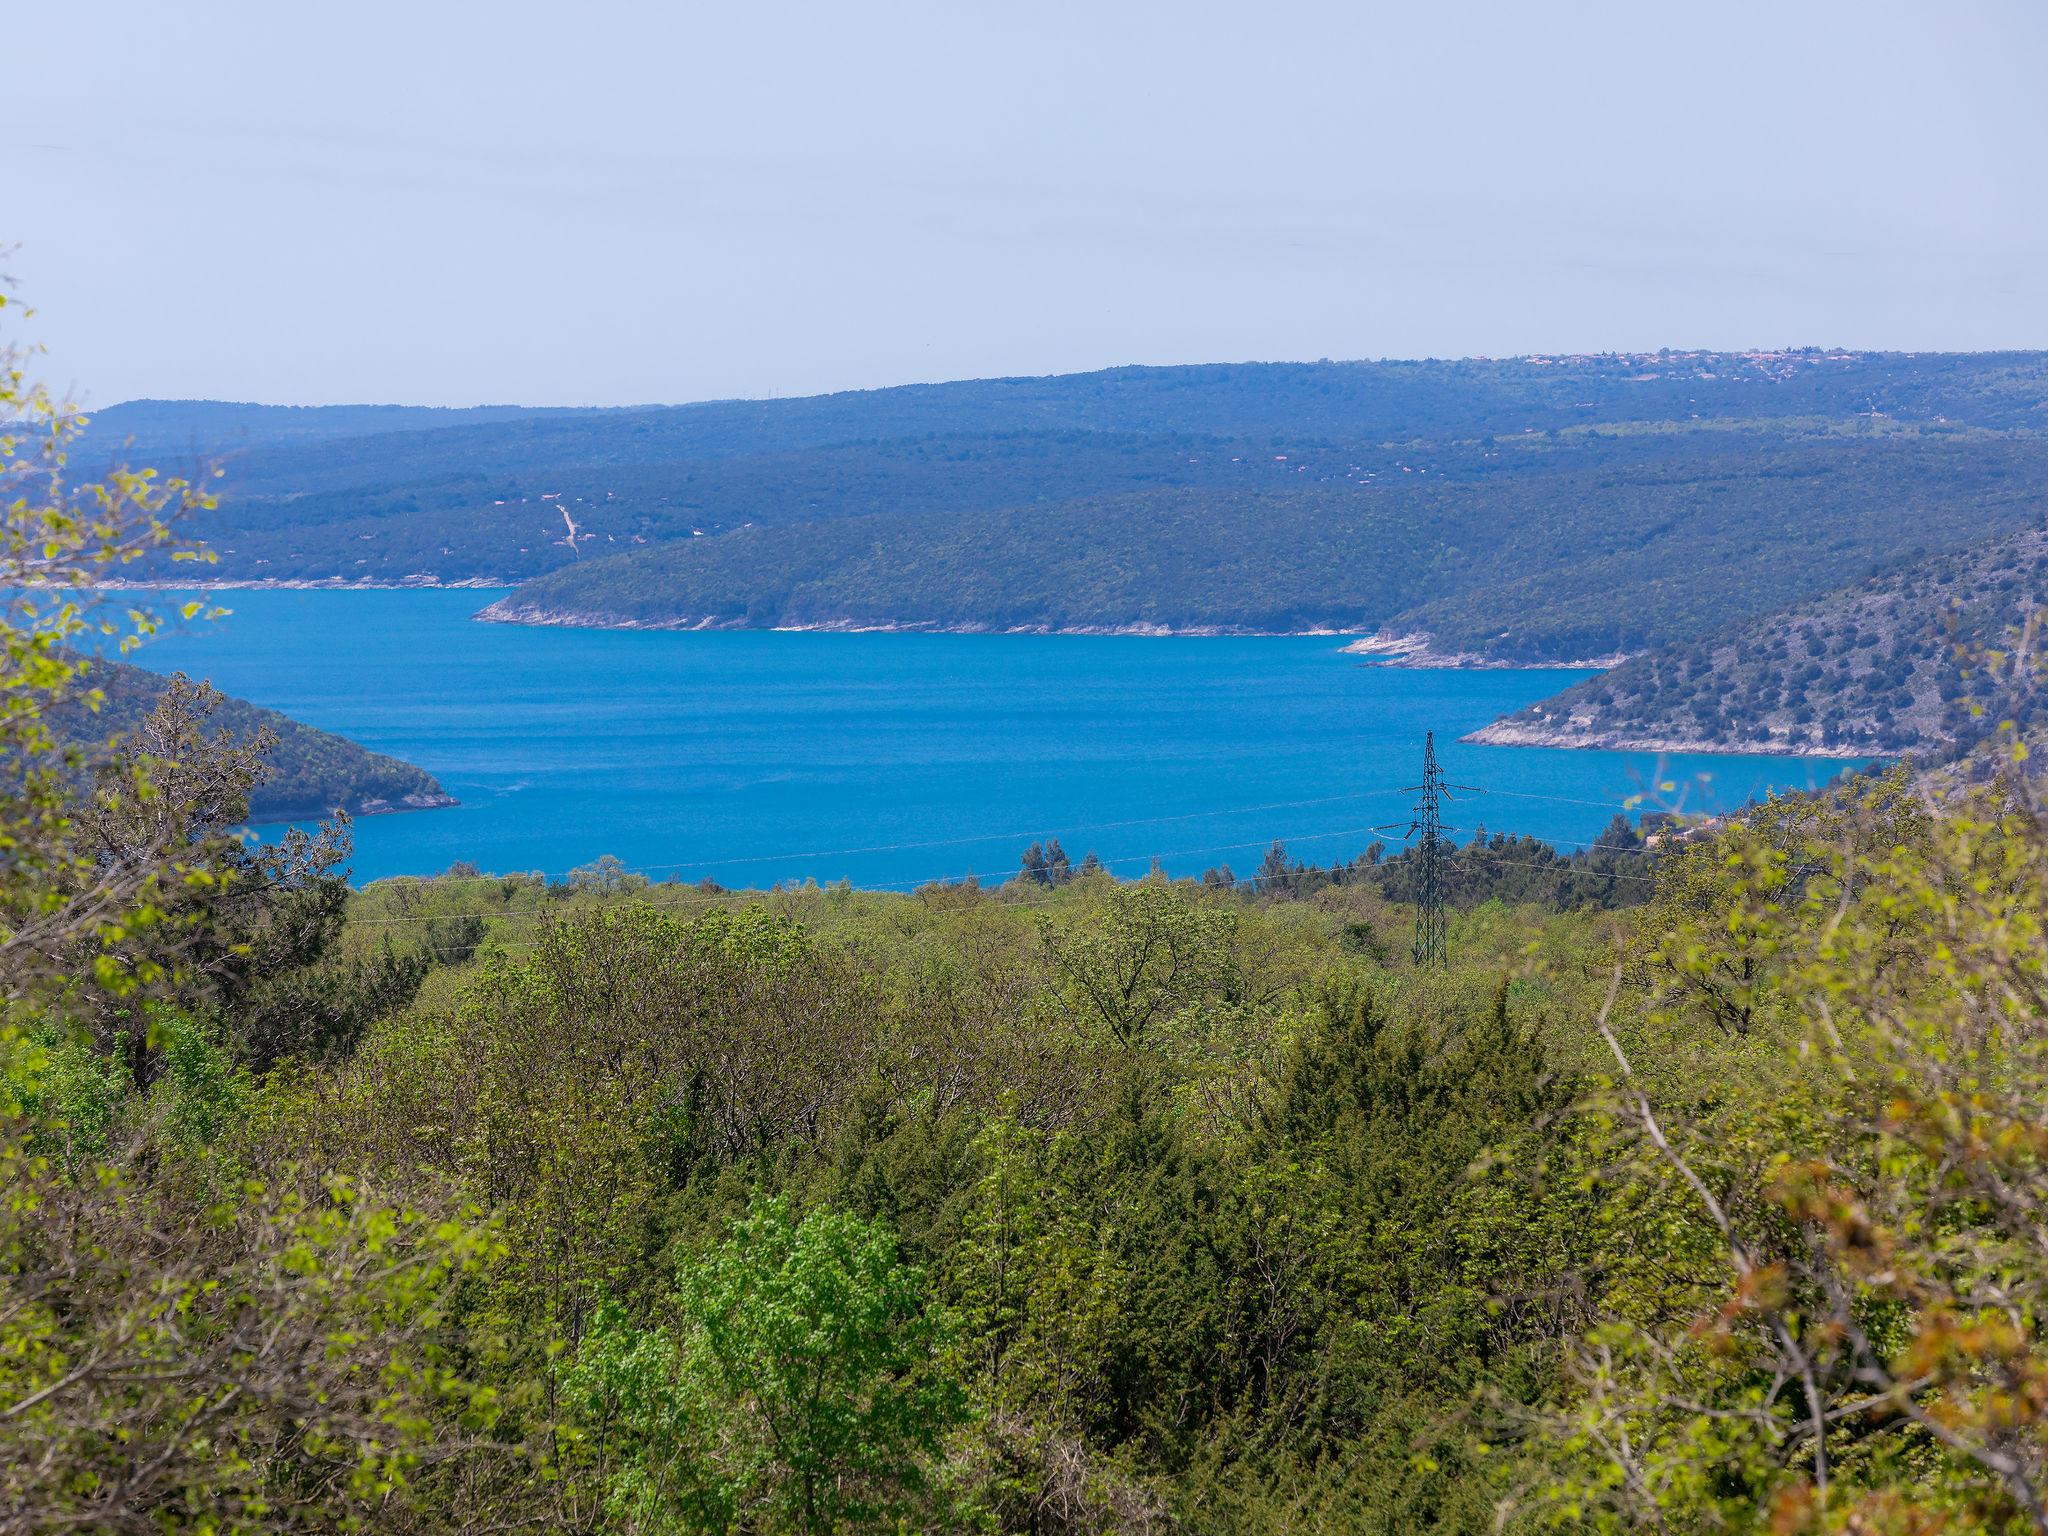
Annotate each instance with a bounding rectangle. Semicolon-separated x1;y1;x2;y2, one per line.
473;602;1636;660
91;589;1640;671
472;598;1376;640
1463;716;1877;761
252;789;461;825
1339;632;1632;671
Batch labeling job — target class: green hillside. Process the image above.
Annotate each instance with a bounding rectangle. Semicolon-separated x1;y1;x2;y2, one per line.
103;352;2048;616
161;429;1311;585
87;351;2048;661
1470;527;2048;755
483;429;2048;659
52;658;454;822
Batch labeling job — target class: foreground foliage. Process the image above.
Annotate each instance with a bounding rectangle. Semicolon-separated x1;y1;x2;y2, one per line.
17;703;2048;1533
568;1196;965;1535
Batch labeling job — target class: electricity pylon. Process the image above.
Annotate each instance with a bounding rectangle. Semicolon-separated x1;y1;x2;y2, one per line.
1382;731;1481;969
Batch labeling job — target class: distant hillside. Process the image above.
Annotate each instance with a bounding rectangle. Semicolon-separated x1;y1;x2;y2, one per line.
54;659;454;823
153;429;1315;585
1468;528;2048;757
481;432;2048;659
92;350;2048;659
69;400;575;467
109;350;2048;570
143;350;2048;491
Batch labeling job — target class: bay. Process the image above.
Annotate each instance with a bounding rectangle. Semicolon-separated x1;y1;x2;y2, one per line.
129;589;1867;888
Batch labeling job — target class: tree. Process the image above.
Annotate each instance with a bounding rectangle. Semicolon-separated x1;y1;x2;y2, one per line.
1018;839;1074;888
568;852;648;895
0;1019;503;1533
1;286;402;1081
1037;882;1238;1050
0;277;512;1534
1255;839;1293;897
569;1196;966;1535
1;278;219;1017
1542;769;2048;1534
68;675;423;1080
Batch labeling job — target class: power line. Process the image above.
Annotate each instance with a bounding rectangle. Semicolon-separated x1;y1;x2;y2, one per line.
344;835;1667;933
351;775;1676;895
343;777;1684;928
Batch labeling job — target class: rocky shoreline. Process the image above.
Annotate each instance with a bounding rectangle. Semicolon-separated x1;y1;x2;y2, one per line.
249;788;460;827
354;790;462;816
1463;716;1874;760
1339;632;1632;671
473;598;1371;638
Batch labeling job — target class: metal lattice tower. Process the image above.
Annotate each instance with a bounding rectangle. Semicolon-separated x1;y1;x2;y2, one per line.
1408;733;1450;967
1383;731;1480;970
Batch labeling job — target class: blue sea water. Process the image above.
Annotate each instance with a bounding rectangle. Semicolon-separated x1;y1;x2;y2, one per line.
129;589;1868;889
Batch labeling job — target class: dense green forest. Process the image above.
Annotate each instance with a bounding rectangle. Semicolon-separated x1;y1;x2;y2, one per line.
1477;527;2048;755
95;351;2048;662
17;334;2048;1533
486;430;2048;659
52;656;454;822
144;428;1309;585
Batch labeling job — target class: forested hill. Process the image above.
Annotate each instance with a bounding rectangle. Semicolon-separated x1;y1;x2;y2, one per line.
70;400;580;465
1469;526;2048;757
52;659;454;823
483;430;2048;659
108;350;2048;477
103;349;2048;659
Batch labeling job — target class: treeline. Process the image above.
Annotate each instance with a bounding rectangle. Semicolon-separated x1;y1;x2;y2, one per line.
1008;814;1669;919
1237;812;1668;912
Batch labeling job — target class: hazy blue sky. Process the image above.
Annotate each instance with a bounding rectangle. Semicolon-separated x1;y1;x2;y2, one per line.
14;2;2048;406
